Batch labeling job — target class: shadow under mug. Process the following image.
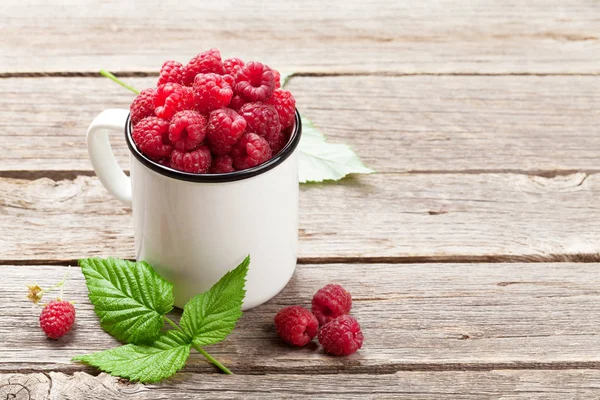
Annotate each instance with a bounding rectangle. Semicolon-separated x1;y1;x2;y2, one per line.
87;108;302;310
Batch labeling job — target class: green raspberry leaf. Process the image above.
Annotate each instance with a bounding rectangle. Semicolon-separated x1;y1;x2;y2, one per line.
78;257;174;344
180;256;249;348
298;116;374;183
280;71;294;87
73;330;191;383
281;72;373;183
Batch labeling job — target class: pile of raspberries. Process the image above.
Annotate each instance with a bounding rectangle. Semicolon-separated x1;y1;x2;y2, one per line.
274;284;364;356
129;49;296;174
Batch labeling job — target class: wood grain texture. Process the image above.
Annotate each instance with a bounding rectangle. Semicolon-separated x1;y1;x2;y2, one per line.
1;0;599;74
0;373;50;399
3;0;599;396
3;263;600;374
1;172;599;262
3;370;600;399
290;75;600;174
1;76;599;173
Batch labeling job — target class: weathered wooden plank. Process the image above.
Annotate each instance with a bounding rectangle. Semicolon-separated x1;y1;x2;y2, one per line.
0;373;50;399
1;172;599;262
3;263;600;374
1;0;599;74
3;370;600;399
291;75;600;174
1;76;599;173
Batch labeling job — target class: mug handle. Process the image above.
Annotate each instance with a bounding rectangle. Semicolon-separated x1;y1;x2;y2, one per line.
86;108;132;207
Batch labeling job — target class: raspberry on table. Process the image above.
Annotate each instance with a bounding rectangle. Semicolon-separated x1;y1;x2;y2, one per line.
274;306;319;347
267;89;296;129
312;284;353;326
193;73;233;114
230;132;272;170
182;48;225;86
153;83;194;120
170;146;212;173
130;88;155;126
234;61;275;102
229;95;246;111
157;60;184;86
132;117;172;160
223;57;245;77
206;108;246;155
318;315;363;356
209;155;235;173
39;300;76;339
169;110;207;151
238;102;281;141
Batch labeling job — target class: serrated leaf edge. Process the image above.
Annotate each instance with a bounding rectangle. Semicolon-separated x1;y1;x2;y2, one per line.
78;257;174;344
180;256;249;346
72;330;192;383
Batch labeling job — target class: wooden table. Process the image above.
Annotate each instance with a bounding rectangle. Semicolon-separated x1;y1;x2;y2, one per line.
1;0;599;398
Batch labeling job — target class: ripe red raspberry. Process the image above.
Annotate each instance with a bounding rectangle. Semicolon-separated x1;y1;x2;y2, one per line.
238;102;281;141
267;131;288;155
157;158;171;167
153;83;194;120
223;57;245;77
39;300;76;339
206;108;246;155
182;48;225;86
318;315;363;356
274;306;319;347
157;60;184;86
234;61;275;102
169;110;207;151
132;117;172;160
222;74;235;88
209;155;235;173
170;146;211;173
268;67;281;89
312;284;353;326
267;89;296;129
229;95;246;111
230;132;272;170
130;88;155;126
193;73;233;114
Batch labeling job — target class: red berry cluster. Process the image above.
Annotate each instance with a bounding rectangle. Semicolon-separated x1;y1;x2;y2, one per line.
274;284;363;356
130;49;297;174
39;300;76;339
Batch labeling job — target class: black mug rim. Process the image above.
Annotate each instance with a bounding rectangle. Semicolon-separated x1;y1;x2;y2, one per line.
125;109;302;183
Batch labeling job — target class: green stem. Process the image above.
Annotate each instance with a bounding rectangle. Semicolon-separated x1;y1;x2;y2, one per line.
194;345;233;375
100;69;140;94
41;281;63;295
162;315;232;374
163;315;184;333
59;267;70;299
37;267;70;301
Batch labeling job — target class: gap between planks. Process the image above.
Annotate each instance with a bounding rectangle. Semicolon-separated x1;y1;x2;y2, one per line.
4;253;600;267
4;363;600;376
2;169;599;182
0;71;599;79
5;370;600;399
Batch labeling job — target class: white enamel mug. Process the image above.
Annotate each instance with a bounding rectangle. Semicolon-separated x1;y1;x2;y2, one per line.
86;108;302;310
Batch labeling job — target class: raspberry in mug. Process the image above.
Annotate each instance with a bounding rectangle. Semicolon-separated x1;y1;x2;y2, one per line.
130;48;296;174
